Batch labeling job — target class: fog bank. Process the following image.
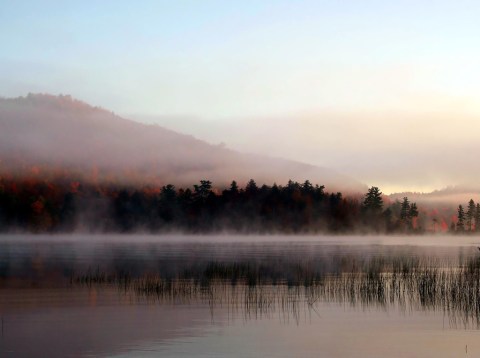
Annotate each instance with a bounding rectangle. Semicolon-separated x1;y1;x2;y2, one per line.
0;94;363;193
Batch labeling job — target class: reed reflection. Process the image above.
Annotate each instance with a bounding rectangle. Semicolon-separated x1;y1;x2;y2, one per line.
71;253;480;329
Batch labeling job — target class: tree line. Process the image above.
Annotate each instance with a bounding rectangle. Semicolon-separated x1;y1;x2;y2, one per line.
454;199;480;233
0;177;422;234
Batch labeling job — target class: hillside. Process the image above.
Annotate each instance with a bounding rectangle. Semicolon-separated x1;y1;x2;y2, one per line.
0;94;364;192
388;187;480;207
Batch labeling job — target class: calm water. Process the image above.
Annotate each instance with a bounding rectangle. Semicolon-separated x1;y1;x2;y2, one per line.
1;235;480;357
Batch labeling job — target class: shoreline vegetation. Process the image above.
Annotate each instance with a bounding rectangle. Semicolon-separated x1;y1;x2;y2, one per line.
77;258;480;329
2;239;480;328
5;253;479;328
0;176;476;234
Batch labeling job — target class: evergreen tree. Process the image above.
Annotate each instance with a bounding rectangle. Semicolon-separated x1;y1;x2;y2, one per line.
361;187;383;229
229;181;239;195
314;185;325;200
400;197;410;221
409;203;418;219
466;199;476;231
362;187;383;214
161;184;176;201
475;203;480;232
409;203;419;230
457;205;465;232
286;180;299;192
245;179;258;195
301;180;314;194
193;180;212;201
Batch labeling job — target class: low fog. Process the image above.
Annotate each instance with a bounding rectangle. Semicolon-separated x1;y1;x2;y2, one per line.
0;94;363;193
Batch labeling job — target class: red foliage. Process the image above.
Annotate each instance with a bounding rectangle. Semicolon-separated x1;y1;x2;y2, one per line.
31;200;44;214
441;220;449;232
70;181;80;193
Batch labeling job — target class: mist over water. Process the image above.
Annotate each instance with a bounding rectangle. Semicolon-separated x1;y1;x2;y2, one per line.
3;234;480;286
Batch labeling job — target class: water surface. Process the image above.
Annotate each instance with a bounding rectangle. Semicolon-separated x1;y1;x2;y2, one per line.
1;235;480;357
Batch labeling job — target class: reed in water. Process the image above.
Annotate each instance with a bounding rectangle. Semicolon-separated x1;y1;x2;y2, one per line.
71;254;480;328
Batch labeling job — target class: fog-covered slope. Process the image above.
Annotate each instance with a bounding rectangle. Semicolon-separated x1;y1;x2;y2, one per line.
0;94;364;191
388;186;480;207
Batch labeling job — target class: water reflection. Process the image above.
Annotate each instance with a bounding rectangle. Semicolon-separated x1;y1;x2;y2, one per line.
2;236;480;357
68;253;480;329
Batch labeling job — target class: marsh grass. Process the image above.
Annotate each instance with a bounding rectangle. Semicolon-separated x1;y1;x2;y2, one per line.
71;255;480;328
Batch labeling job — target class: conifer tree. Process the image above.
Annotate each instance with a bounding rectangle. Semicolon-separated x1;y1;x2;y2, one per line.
466;199;476;231
400;197;410;222
193;180;212;201
245;179;258;195
361;187;383;229
409;203;418;218
301;180;314;194
457;205;465;232
229;180;239;195
475;203;480;232
362;187;383;214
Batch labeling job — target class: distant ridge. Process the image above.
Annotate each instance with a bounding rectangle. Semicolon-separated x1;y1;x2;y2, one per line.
388;186;480;206
0;94;364;192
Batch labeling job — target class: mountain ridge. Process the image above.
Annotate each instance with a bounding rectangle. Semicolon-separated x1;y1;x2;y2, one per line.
387;186;480;207
0;93;364;192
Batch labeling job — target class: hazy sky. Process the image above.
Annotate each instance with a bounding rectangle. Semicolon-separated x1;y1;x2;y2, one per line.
2;1;480;193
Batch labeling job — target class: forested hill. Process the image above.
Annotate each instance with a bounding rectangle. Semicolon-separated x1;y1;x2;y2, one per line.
0;94;363;192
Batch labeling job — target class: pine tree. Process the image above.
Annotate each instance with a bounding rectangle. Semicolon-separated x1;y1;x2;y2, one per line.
409;203;419;230
400;197;410;222
409;203;419;218
193;180;212;201
301;180;314;194
475;203;480;232
398;197;418;231
362;187;383;214
361;187;384;230
457;205;465;232
229;180;239;195
466;199;476;231
245;179;258;195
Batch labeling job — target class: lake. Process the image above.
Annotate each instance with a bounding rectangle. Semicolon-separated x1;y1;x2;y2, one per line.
1;235;480;357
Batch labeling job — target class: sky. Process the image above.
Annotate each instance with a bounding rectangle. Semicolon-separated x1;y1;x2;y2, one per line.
1;0;480;193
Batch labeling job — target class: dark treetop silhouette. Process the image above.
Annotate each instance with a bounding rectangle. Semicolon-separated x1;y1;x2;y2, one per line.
0;177;423;234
